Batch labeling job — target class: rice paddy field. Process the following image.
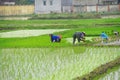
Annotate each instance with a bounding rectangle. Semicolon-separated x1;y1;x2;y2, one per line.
0;47;120;80
0;18;120;80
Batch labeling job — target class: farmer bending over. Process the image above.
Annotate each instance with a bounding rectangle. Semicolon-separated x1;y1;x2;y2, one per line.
73;32;86;44
100;32;108;43
49;34;61;42
113;30;119;41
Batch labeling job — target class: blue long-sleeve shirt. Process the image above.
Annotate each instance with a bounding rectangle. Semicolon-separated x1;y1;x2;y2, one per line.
100;33;108;39
51;35;60;42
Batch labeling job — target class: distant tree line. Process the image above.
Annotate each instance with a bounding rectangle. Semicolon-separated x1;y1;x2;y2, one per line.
15;0;34;5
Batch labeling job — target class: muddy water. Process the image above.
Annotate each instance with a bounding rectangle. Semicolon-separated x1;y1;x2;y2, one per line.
99;68;120;80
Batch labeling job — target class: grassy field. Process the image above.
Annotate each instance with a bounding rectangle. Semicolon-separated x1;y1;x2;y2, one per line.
0;18;120;80
0;18;120;30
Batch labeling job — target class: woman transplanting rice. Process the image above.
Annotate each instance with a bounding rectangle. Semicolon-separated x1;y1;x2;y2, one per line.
73;32;86;44
49;34;62;42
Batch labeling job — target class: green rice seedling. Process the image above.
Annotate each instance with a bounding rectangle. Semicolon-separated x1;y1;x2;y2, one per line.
72;46;86;54
0;47;120;80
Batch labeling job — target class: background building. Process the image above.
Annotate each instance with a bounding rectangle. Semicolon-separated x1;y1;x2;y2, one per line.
0;0;15;5
35;0;61;14
35;0;119;14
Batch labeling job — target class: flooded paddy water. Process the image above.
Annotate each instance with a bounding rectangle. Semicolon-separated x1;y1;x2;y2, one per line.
0;29;68;38
99;68;120;80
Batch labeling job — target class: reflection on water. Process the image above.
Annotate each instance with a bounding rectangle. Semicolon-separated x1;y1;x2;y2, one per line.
0;29;68;38
99;68;120;80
